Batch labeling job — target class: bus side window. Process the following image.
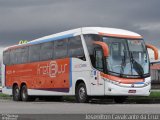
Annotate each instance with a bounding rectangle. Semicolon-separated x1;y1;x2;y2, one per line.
68;36;86;61
40;42;54;61
54;39;68;59
21;47;29;63
3;50;10;65
94;48;103;72
15;48;22;64
29;44;41;62
10;49;17;65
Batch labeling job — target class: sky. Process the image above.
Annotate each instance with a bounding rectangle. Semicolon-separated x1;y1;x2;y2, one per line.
0;0;160;60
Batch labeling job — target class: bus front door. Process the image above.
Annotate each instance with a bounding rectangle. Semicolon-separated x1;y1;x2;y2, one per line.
90;48;105;95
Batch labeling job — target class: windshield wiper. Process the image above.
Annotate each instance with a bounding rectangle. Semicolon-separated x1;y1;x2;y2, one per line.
130;52;144;77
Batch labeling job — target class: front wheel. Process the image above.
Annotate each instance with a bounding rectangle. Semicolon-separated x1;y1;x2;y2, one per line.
114;96;127;103
75;83;88;103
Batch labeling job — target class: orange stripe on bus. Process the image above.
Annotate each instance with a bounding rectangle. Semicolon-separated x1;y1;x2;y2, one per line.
99;32;143;39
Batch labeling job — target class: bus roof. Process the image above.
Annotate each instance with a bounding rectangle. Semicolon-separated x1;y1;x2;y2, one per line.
4;27;142;51
82;27;142;39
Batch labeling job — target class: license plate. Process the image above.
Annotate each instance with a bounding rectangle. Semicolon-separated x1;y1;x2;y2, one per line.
128;90;136;93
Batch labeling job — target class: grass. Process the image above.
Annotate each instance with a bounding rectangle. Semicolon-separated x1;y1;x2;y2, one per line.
149;91;160;98
123;91;160;103
0;93;9;97
0;93;11;99
128;91;160;100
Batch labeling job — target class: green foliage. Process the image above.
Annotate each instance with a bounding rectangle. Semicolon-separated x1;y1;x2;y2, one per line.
0;93;11;98
19;40;28;44
149;91;160;98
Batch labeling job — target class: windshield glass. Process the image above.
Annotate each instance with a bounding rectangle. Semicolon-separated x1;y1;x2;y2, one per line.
103;37;149;77
83;34;150;78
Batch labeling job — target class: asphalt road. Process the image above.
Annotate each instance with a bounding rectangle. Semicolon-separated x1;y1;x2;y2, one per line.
0;99;160;114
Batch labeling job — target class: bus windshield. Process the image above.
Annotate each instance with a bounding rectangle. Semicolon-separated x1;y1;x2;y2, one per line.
84;34;150;78
103;37;149;78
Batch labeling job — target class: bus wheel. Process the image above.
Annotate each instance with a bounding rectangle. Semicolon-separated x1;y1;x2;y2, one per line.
13;85;21;101
21;85;31;101
114;96;127;103
76;83;88;103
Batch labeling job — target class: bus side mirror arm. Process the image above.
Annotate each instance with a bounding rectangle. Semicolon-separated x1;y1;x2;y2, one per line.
93;41;109;57
146;43;159;60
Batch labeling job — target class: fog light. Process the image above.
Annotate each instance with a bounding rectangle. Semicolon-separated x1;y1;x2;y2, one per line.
108;88;111;91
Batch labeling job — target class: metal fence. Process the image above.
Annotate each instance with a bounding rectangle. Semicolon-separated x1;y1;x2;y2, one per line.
151;69;160;89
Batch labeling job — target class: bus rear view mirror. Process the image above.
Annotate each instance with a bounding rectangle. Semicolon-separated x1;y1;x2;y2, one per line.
146;44;159;60
93;41;109;57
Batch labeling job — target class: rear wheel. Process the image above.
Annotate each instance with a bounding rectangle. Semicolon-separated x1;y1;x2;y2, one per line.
21;85;34;101
13;85;21;101
75;83;88;103
114;96;127;103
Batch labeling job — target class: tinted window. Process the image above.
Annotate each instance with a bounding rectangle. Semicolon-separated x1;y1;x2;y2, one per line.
21;47;29;63
15;48;22;64
10;49;17;64
29;45;40;62
54;39;68;59
40;42;54;61
68;36;85;60
3;50;10;65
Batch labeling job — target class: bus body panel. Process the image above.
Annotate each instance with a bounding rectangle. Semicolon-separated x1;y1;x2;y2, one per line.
2;27;152;99
89;69;105;95
5;58;72;95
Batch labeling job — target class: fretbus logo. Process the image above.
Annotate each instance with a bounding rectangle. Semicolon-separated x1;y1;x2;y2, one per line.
49;61;58;77
37;61;68;77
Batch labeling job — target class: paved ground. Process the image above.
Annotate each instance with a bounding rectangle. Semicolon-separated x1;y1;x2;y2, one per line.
0;99;160;114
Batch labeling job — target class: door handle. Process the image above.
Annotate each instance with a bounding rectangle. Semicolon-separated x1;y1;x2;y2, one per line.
91;83;96;85
98;83;103;85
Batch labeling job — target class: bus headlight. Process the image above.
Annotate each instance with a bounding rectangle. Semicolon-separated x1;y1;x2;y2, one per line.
103;78;120;85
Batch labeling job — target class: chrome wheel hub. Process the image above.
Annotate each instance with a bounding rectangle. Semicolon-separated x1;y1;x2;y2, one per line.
79;87;85;100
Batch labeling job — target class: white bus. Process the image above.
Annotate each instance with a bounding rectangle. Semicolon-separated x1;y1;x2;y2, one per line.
2;27;159;103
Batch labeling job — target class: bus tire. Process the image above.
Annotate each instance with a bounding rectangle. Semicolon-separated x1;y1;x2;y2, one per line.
75;83;88;103
13;85;21;101
114;96;127;103
21;85;32;101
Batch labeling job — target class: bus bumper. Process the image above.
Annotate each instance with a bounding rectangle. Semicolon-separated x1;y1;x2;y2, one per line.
105;82;151;96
